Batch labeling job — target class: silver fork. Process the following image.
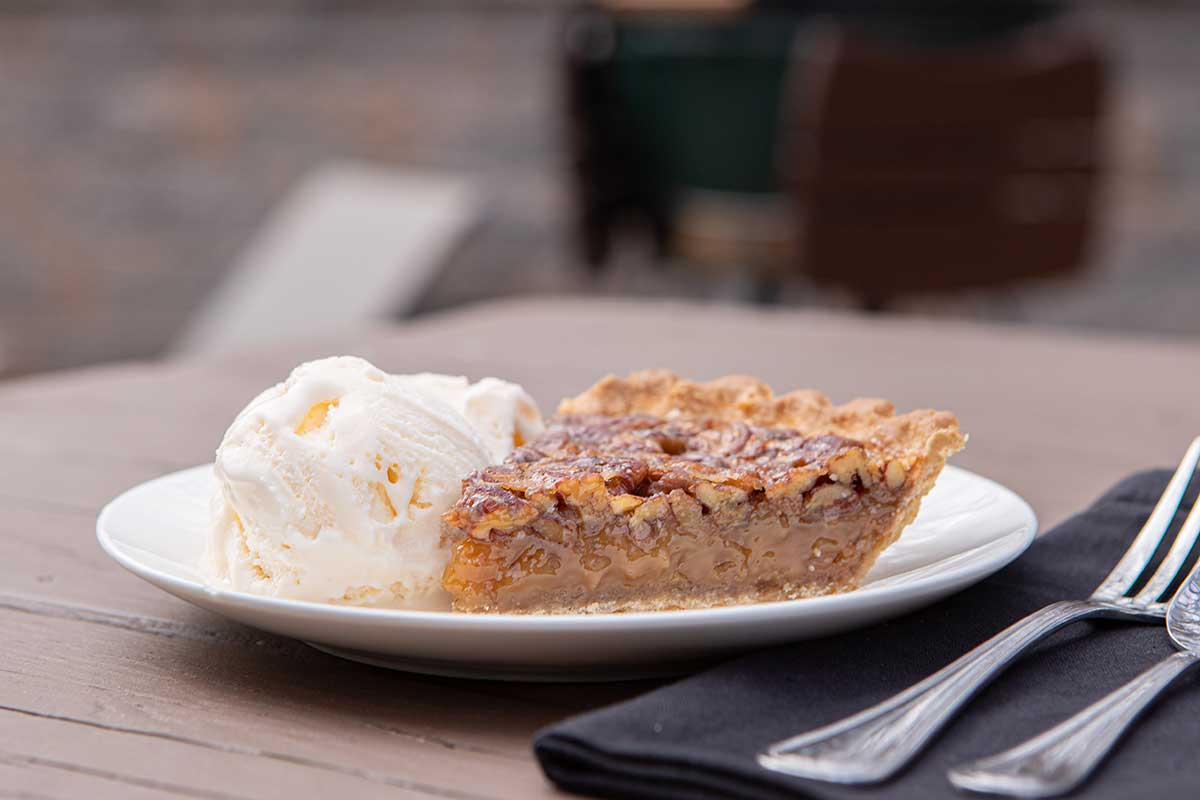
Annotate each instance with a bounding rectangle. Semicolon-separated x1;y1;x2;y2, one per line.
948;542;1200;797
757;435;1200;784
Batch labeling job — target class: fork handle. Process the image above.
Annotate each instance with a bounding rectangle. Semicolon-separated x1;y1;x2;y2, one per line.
948;651;1200;798
759;600;1108;783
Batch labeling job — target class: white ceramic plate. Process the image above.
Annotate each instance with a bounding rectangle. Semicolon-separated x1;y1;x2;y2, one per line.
97;464;1036;681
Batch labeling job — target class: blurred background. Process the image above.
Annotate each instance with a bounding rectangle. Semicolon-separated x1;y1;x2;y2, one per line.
1;0;1197;378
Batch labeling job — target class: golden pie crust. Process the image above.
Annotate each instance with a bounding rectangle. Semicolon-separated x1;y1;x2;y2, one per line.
441;371;965;614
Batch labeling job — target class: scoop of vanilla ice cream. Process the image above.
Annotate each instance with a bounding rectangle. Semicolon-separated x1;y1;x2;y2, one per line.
203;356;543;609
396;373;545;462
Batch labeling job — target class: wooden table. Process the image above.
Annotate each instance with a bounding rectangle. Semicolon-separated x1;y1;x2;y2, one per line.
3;299;1199;799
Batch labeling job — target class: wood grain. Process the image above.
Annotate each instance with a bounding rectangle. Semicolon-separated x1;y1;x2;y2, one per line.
1;298;1198;797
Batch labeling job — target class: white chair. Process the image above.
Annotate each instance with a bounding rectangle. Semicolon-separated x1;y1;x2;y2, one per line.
172;161;479;356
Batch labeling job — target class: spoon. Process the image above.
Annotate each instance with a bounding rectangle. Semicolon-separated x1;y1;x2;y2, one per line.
948;554;1200;797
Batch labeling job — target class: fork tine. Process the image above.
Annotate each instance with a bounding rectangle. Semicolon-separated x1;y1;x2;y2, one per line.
1091;435;1200;601
1132;480;1200;605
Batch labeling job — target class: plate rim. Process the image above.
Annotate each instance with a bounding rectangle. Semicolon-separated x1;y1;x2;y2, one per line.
96;463;1038;631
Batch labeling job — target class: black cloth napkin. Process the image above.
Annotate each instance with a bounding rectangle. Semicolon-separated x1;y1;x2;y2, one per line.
535;470;1200;799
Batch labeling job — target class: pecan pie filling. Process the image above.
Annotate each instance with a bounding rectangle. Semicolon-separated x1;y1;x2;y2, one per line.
441;371;964;614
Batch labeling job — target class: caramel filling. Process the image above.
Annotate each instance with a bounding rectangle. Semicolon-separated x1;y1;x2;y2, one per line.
443;476;906;613
441;413;923;614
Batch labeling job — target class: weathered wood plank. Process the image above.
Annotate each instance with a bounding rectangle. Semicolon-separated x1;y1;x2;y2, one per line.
0;505;185;618
0;610;559;799
0;711;453;800
0;599;612;732
0;758;188;800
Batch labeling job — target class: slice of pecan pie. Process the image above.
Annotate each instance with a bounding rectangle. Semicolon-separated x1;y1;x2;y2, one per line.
441;371;965;614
